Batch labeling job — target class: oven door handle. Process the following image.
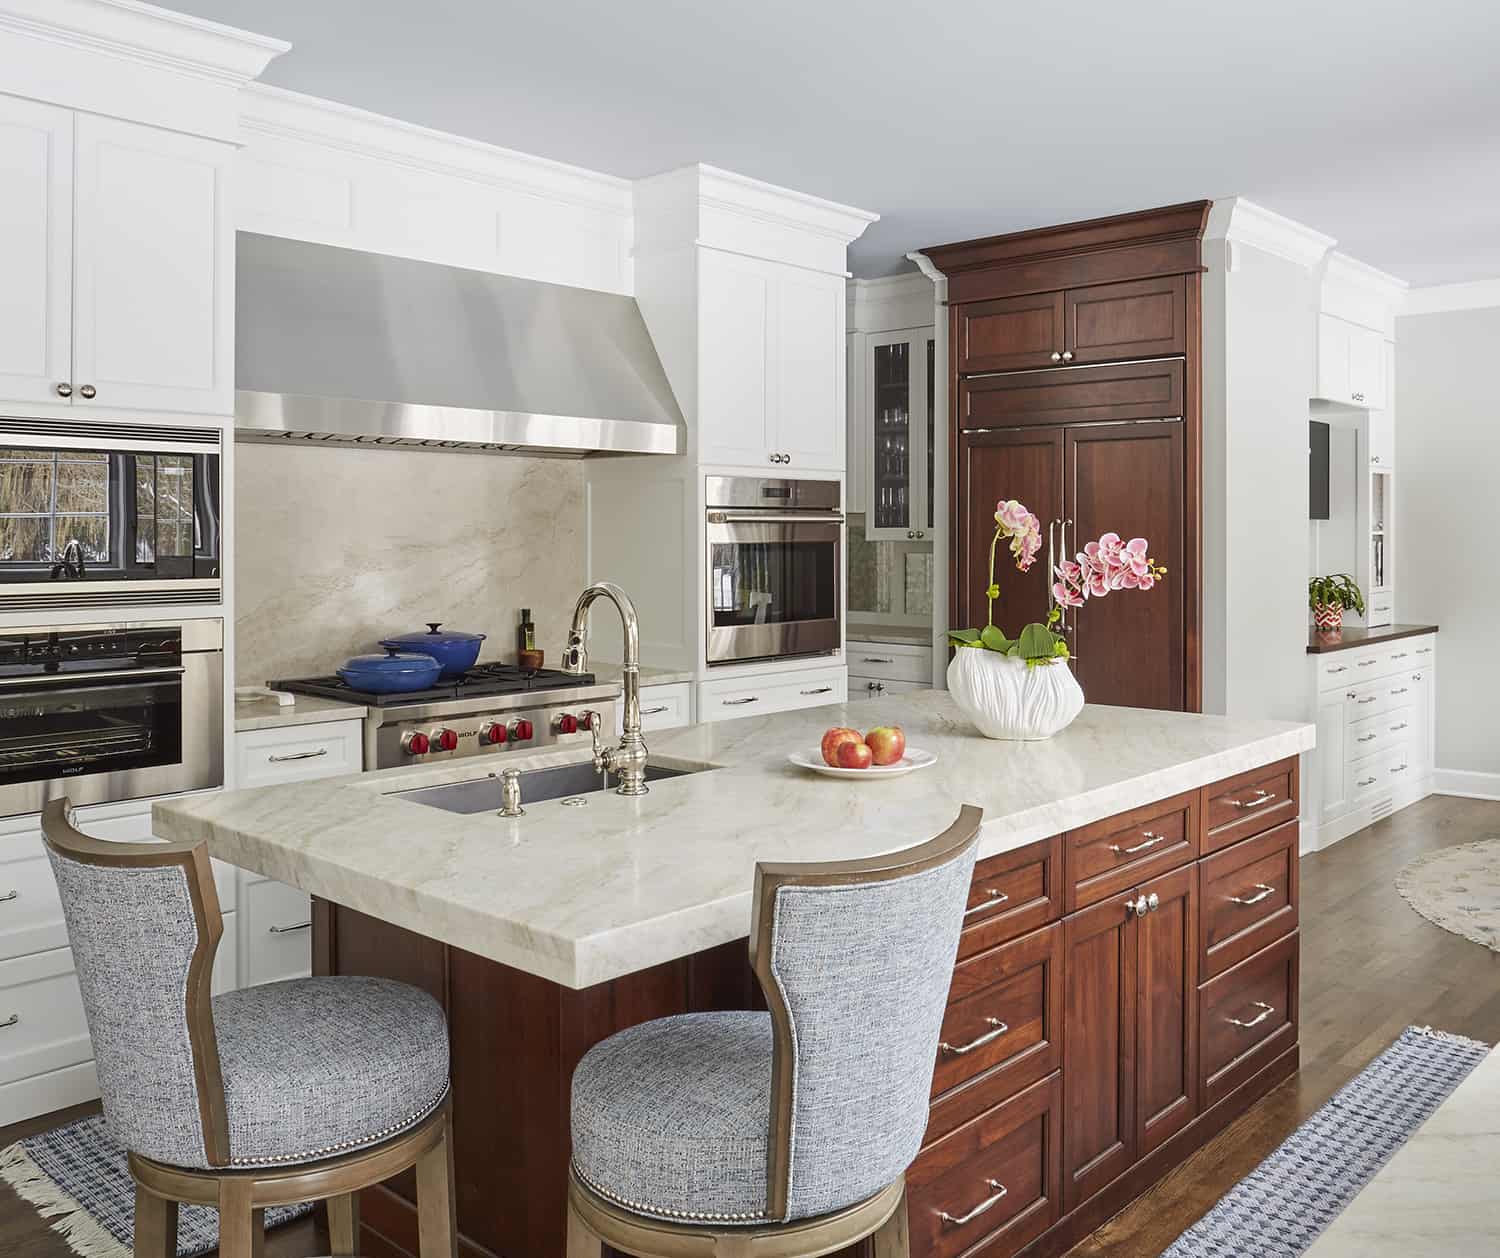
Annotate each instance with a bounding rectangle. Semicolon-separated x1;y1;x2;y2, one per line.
707;511;846;525
0;665;187;689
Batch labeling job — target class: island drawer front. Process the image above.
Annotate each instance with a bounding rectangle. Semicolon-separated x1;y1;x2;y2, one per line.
959;836;1063;960
848;642;933;684
617;682;692;735
1199;820;1299;980
908;1071;1062;1258
934;923;1063;1109
235;719;363;791
1201;757;1299;856
1064;791;1199;912
243;879;313;987
697;665;847;723
1199;931;1299;1108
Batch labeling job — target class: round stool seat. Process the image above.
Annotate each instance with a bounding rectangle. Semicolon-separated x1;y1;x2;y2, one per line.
209;976;448;1169
571;1010;774;1224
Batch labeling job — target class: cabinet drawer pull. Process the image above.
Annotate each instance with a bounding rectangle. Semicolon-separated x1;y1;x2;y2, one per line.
1229;883;1275;906
1355;696;1377;705
721;697;759;706
267;748;329;763
1416;647;1432;655
1390;763;1408;775
939;1017;1009;1056
267;920;312;935
861;656;896;664
1110;831;1166;855
1356;659;1377;668
0;889;16;905
938;1179;1009;1227
964;888;1010;917
1326;664;1348;673
1390;687;1408;696
1389;722;1408;732
1356;775;1377;787
1356;733;1377;744
1226;1001;1274;1029
1226;789;1276;809
800;687;834;696
0;1013;17;1029
1391;651;1408;659
640;705;670;716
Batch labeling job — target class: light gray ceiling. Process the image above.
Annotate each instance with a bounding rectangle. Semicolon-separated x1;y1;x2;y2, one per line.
171;0;1498;286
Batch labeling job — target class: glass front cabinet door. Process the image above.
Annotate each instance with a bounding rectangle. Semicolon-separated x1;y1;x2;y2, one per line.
863;327;936;542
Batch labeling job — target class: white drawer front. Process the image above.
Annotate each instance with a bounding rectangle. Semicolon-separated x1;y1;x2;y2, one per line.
0;948;91;1087
1342;672;1420;721
242;880;311;987
235;719;362;791
1348;706;1415;760
618;683;692;735
847;643;932;684
699;667;847;723
1348;745;1416;804
851;676;929;699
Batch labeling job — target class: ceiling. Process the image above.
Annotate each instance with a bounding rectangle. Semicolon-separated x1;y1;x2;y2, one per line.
168;0;1498;286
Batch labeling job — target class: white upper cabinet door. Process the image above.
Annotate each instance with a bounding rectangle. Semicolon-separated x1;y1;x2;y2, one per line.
1367;341;1395;469
71;115;233;415
0;96;73;407
773;270;844;472
698;249;774;467
1314;313;1350;403
1347;323;1386;410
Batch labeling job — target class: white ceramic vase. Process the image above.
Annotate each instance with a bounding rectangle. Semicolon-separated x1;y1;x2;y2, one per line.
946;647;1085;740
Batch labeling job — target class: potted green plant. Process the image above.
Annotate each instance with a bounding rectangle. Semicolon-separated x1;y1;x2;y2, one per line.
1309;573;1365;631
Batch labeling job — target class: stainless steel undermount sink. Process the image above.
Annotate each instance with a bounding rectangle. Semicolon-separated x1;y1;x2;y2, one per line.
394;761;696;815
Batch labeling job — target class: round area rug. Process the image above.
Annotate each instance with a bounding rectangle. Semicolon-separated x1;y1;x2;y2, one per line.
1396;838;1500;952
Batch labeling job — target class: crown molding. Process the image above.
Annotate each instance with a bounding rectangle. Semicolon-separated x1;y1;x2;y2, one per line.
846;269;937;332
1323;250;1409;303
1203;197;1335;270
694;163;878;246
1402;276;1500;317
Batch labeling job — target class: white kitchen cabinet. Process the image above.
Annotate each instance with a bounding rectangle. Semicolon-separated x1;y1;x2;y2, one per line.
1367;341;1395;469
1314;313;1387;409
698;663;847;723
845;333;866;513
235;718;363;790
0;94;72;407
616;682;693;736
241;879;312;987
698;250;844;472
861;327;937;541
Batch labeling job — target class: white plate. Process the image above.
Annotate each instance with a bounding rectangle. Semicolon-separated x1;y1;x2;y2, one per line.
787;747;938;779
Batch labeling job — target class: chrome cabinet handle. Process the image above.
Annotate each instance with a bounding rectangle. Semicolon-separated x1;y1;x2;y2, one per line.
1416;647;1433;655
939;1017;1010;1056
1128;893;1150;917
79;385;96;399
1390;763;1408;775
55;382;72;398
1390;687;1409;696
867;681;886;693
1049;351;1062;363
1392;651;1408;659
1357;659;1377;668
640;705;669;716
1357;733;1377;743
722;697;759;706
1355;696;1377;705
1111;832;1166;855
0;889;16;905
1356;775;1377;787
964;888;1010;917
908;531;916;539
1326;665;1348;674
0;1013;17;1029
800;687;833;696
1229;883;1275;906
267;748;329;763
1411;672;1424;681
1226;1001;1274;1029
0;664;186;689
1061;349;1074;362
1145;892;1160;913
861;656;896;664
1226;790;1276;809
938;1179;1008;1227
268;921;312;934
1390;722;1408;732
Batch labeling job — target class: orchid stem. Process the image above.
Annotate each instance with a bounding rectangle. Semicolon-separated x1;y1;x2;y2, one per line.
987;526;1000;629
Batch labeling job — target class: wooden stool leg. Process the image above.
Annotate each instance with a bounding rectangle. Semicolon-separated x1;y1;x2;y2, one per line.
871;1190;909;1258
132;1184;177;1258
216;1179;262;1258
565;1196;603;1258
326;1192;359;1255
415;1110;458;1258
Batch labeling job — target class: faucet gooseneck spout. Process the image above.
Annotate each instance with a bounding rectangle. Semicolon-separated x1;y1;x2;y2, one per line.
561;581;649;796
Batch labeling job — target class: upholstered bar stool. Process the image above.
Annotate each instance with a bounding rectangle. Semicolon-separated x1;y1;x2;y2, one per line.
41;799;458;1258
567;805;983;1258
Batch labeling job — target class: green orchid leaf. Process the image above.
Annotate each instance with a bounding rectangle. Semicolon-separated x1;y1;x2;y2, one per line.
1017;622;1058;660
947;628;981;645
979;625;1012;653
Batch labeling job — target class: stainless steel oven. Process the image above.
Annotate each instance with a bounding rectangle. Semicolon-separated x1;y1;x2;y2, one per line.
705;476;843;667
0;417;221;614
0;619;223;818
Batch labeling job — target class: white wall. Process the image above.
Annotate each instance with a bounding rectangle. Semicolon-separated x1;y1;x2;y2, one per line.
1395;304;1500;789
1201;238;1319;722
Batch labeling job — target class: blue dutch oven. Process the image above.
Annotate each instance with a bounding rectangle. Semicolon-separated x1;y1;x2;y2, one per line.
336;647;444;694
379;622;487;677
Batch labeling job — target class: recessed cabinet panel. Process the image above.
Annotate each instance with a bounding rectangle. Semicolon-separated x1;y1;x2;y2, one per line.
1134;865;1198;1157
960;360;1184;431
1064;276;1186;364
698;250;772;466
0;96;72;406
1314;313;1386;409
958;292;1065;373
72;115;233;414
775;272;842;469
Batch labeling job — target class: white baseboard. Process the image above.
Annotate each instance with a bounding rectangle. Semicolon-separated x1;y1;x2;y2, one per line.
1433;768;1500;801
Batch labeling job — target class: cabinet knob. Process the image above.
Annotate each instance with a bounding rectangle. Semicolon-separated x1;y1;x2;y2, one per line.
907;531;916;539
1061;350;1074;363
916;530;926;538
79;385;96;399
1050;351;1062;363
1372;455;1381;464
55;382;72;398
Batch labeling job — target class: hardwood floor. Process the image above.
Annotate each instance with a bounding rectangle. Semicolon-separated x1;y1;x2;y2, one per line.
1;794;1495;1258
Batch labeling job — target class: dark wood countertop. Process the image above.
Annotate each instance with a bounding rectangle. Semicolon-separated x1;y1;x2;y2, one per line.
1307;623;1440;654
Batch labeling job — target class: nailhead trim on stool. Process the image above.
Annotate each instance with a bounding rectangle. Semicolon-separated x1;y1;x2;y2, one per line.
574;1164;769;1223
228;1084;450;1167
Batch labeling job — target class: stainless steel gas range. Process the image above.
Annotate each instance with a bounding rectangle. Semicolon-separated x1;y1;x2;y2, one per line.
273;665;619;772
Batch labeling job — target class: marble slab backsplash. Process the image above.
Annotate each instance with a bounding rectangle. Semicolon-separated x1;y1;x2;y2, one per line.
234;443;586;685
847;512;933;618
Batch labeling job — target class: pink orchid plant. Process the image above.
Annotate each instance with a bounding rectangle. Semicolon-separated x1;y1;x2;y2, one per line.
949;499;1167;666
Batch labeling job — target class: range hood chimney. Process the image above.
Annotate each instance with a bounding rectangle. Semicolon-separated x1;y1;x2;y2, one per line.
234;233;684;458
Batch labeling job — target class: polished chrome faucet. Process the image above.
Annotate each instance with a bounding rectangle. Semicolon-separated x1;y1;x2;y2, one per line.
561;581;649;796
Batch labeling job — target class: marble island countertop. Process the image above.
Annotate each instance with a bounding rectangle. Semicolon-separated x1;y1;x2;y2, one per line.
157;693;1313;990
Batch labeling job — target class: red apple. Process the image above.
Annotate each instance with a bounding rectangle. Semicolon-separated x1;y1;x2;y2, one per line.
821;726;863;767
864;725;906;766
835;739;874;770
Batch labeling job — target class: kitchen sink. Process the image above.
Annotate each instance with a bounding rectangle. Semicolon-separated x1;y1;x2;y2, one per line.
394;761;696;814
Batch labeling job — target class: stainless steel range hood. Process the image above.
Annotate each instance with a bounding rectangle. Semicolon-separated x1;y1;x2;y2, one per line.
234;233;683;458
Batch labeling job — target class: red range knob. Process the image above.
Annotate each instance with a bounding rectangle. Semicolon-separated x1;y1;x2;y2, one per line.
402;731;430;756
556;713;579;735
434;728;459;752
511;719;534;741
482;722;507;746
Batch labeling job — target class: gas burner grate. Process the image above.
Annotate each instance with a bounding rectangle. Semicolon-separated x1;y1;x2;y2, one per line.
273;663;597;708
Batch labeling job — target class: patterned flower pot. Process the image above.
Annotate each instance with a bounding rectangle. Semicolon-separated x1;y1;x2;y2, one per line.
947;648;1084;741
1312;603;1344;631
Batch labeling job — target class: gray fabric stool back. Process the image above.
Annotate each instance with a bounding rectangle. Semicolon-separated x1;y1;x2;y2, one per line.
750;804;981;1222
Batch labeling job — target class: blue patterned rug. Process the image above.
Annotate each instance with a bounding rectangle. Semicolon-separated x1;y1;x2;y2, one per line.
0;1115;312;1258
1164;1025;1491;1258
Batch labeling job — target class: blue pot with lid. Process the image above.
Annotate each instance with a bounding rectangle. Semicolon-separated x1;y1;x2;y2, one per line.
378;622;487;678
336;648;444;694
